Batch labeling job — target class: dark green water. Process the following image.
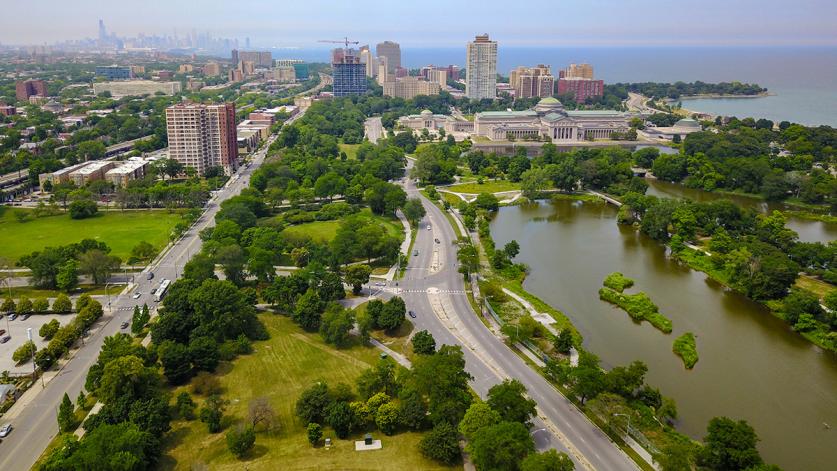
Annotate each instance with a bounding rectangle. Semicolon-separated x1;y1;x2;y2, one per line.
491;200;837;471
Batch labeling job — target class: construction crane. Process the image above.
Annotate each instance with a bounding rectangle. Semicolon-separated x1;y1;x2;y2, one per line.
318;37;360;48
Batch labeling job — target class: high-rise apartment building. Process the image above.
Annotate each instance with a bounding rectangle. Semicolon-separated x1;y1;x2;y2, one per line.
203;62;221;77
332;49;367;96
165;103;238;175
377;56;391;85
510;65;554;98
561;63;594;79
421;65;460;82
359;47;377;78
375;41;401;72
556;78;604;103
465;34;497;100
237;51;272;68
15;79;48;102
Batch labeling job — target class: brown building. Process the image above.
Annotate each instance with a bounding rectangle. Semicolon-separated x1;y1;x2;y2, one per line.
203;62;221;77
0;104;16;116
510;65;554;98
557;78;604;103
560;63;594;79
16;79;48;102
165;102;238;175
156;70;175;80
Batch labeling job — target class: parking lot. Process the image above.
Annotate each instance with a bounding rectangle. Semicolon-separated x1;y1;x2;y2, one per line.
0;313;77;374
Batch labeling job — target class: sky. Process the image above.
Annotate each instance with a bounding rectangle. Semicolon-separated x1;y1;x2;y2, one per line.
1;0;835;47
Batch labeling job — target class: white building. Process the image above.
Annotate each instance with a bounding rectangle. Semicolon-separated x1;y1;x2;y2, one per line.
639;118;702;141
92;80;181;98
465;34;497;100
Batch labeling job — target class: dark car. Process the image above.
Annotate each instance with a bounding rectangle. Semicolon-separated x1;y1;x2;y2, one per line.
120;321;130;329
0;336;10;344
146;272;154;281
21;314;30;321
434;238;440;244
0;329;5;336
408;310;416;319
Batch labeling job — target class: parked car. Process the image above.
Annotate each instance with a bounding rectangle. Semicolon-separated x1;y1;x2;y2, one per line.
0;423;12;437
21;314;30;321
0;329;5;336
0;336;10;344
7;313;17;321
413;250;419;256
408;310;416;319
132;293;141;299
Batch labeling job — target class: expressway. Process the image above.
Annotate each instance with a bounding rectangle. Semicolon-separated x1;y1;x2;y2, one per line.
391;173;638;471
0;116;294;470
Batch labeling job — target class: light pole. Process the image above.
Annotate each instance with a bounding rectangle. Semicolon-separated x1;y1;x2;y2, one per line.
613;413;632;438
104;281;112;311
26;328;36;383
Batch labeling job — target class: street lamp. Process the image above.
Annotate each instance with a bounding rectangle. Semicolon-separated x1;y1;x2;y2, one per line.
613;413;632;437
104;282;112;311
26;328;37;385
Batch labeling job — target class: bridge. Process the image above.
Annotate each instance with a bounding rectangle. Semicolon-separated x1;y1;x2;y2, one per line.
587;190;623;207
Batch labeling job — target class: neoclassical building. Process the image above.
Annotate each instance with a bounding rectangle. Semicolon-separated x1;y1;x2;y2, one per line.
474;97;630;142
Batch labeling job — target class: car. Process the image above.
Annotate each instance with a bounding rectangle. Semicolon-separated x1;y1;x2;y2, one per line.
374;282;386;287
0;423;12;437
120;322;130;329
0;336;10;344
0;329;5;336
413;250;419;256
7;313;16;321
150;288;158;295
427;225;432;230
435;238;440;244
132;293;142;299
21;314;30;321
146;272;154;281
408;310;416;319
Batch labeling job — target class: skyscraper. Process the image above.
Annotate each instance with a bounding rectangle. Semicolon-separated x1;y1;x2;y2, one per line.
466;34;498;100
332;49;367;96
98;19;107;41
166;103;238;175
375;41;401;72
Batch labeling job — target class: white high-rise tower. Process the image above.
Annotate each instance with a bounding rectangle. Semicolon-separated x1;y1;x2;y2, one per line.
465;34;497;100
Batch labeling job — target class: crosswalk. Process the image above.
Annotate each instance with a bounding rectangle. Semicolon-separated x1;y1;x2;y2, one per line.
392;288;467;295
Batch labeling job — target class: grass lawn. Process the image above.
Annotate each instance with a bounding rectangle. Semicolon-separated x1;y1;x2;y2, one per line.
338;143;361;160
795;275;835;299
446;180;521;194
159;314;455;471
282;209;404;244
0;208;181;263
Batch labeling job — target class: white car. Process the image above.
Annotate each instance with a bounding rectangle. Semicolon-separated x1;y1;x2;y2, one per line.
0;423;11;437
132;293;142;299
427;225;432;230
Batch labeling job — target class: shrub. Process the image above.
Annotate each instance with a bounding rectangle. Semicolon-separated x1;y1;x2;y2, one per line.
68;200;98;219
13;341;37;364
39;319;60;339
51;294;72;313
192;371;222;396
603;272;634;292
32;297;50;313
16;296;33;314
307;422;322;446
599;287;672;333
672;332;699;369
226;424;255;458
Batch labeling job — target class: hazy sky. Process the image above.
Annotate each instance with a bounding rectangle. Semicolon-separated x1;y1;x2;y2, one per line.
2;0;835;47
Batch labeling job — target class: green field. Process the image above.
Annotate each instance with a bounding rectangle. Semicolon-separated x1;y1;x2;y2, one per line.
446;180;521;194
159;314;455;471
282;209;404;244
0;209;181;262
338;143;361;160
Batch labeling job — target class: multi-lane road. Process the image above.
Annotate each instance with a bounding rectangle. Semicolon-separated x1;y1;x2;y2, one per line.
390;170;638;470
0;119;290;471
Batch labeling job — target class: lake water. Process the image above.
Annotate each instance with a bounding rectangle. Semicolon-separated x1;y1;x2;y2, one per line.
280;46;837;126
491;200;837;471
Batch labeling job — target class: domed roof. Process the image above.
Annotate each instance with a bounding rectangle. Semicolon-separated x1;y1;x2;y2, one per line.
534;97;565;114
420;109;433;116
538;97;560;105
674;118;700;128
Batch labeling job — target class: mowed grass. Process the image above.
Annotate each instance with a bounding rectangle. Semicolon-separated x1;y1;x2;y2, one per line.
0;209;181;262
446;180;521;194
795;275;835;299
339;143;361;160
160;314;456;471
282;209;404;244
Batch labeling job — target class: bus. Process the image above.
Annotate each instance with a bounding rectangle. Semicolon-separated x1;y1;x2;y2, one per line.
155;279;171;302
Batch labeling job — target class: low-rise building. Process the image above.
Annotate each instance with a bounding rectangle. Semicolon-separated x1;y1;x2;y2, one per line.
383;77;440;100
95;65;133;80
92;80;182;98
156;70;175;80
178;64;194;74
0;104;16;116
104;158;149;187
397;109;474;134
639;118;702;141
68;160;115;186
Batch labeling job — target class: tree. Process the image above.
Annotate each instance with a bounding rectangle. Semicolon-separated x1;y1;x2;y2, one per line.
294;288;324;331
78;249;121;285
520;167;550;199
656;440;695;471
189;336;220;372
296;382;331;424
183;253;217;283
419;422;461;465
307;422;322;446
33;297;50;313
325;400;354;439
40;319;61;339
176;392;196;420
504;240;520;259
570;352;606;404
319;304;355;347
52;293;72;313
158;340;194;385
129;241;156;263
459;402;502;441
226;424;256;458
248;396;276;431
474;192;500;211
16;296;33;314
375;401;401;435
487;379;537;425
344;264;372;295
215;244;247;286
411;330;436;355
698;417;764;471
520;450;575;471
554;329;574;354
40;422;157;470
55;259;79;292
1;296;15;313
200;394;229;433
12;340;37;364
402;198;426;225
68;200;98;219
378;296;406;331
470;421;535;471
356;359;399;399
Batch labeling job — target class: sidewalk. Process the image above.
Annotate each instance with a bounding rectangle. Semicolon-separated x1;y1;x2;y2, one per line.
502;287;579;367
381;209;412;281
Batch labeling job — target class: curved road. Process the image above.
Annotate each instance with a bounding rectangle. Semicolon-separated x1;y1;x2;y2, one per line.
391;172;638;471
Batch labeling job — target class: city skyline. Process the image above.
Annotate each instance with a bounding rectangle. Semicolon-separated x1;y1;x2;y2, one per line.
1;0;836;47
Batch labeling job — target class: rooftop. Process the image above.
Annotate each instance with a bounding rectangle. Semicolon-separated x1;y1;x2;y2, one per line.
477;110;539;118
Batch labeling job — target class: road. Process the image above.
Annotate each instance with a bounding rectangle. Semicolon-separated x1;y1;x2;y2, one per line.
387;171;638;470
625;92;664;115
0;114;299;470
364;116;384;144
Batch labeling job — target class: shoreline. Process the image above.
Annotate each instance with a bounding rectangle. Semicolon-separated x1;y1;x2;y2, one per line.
675;91;772;100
